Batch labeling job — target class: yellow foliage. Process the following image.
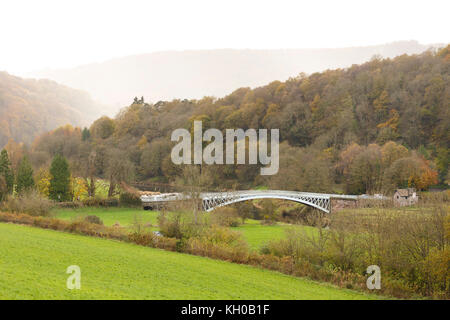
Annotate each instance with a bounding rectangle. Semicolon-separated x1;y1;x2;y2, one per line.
377;109;399;131
422;247;450;294
137;135;148;149
445;215;450;241
36;168;51;197
310;94;320;114
71;177;88;201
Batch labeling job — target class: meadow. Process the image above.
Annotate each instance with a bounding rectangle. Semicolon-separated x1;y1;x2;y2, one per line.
0;223;377;300
52;207;311;250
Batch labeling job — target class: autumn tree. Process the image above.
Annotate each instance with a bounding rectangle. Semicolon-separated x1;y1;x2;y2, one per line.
176;165;212;224
4;139;24;171
383;155;438;192
140;138;171;178
345;144;383;194
105;149;135;197
90;116;115;140
36;168;51;197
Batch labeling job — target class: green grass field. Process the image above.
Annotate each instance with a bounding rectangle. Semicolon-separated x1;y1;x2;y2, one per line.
52;208;311;250
232;220;315;249
0;223;378;299
54;207;159;227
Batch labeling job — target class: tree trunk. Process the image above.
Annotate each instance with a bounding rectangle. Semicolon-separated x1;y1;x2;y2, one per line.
108;180;115;197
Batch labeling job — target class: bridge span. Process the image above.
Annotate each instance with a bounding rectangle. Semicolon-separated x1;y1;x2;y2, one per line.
141;190;383;214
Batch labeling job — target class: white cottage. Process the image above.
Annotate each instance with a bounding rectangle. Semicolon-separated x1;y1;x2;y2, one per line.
393;188;418;206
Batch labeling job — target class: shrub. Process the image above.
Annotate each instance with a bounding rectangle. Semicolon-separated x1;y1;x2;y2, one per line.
103;197;119;207
0;211;126;241
82;197;119;207
210;207;240;227
158;211;207;239
119;192;142;207
279;205;328;226
158;211;184;239
198;225;245;246
1;190;53;216
421;247;450;297
84;215;103;225
57;201;83;209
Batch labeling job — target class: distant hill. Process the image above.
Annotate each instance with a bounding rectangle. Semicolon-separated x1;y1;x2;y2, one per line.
31;41;444;112
0;72;104;147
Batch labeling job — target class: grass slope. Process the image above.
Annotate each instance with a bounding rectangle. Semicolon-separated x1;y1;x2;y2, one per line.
0;223;377;300
54;207;159;227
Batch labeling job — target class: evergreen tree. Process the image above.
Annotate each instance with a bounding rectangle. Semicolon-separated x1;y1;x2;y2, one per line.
81;127;91;141
16;156;35;194
0;149;14;194
49;154;71;201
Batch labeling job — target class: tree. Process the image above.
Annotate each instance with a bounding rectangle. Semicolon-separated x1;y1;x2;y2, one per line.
81;127;91;141
36;168;51;197
0;149;14;195
234;201;253;224
49;154;71;201
383;155;438;192
16;156;35;194
4;139;24;171
177;165;212;224
0;176;7;202
140;139;171;178
90;116;115;139
105;149;135;197
346;144;383;194
436;148;449;184
85;151;97;197
380;141;409;169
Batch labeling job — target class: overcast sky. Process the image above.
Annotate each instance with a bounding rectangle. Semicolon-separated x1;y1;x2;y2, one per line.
1;0;449;74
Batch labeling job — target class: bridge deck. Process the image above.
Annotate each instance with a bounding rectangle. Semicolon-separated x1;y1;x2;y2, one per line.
141;190;385;213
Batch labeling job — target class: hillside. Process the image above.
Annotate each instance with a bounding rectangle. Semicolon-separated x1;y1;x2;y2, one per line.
0;72;104;147
31;41;441;111
30;46;450;192
0;223;376;299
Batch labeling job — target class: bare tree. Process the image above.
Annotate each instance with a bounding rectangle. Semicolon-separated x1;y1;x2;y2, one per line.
176;165;212;224
106;149;135;197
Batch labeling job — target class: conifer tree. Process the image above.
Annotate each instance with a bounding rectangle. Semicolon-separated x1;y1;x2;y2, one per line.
49;154;71;201
16;156;34;194
0;149;14;194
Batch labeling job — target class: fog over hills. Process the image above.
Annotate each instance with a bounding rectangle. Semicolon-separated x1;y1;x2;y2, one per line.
31;41;443;114
0;71;104;147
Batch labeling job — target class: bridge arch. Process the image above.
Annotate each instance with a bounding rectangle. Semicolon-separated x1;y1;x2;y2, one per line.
202;192;331;213
141;190;369;214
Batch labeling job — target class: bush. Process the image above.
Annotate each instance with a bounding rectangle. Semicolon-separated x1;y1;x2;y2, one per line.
56;201;83;209
1;191;53;216
158;211;207;239
279;205;328;226
210;207;240;227
82;197;119;207
158;211;184;239
104;198;119;207
119;192;142;207
0;211;126;241
84;215;103;225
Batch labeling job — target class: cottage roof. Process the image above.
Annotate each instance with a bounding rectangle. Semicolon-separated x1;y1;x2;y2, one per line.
395;188;416;197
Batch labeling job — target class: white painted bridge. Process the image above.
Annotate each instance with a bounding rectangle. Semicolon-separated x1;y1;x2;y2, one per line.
141;190;383;213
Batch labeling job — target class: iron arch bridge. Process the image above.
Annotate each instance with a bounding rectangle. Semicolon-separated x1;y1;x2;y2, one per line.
141;190;380;214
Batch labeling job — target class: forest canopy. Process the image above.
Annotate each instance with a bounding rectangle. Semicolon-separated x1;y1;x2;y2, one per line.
21;46;450;194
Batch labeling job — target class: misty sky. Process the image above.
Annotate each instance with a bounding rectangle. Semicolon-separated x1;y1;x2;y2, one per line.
1;0;449;74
